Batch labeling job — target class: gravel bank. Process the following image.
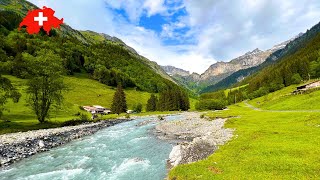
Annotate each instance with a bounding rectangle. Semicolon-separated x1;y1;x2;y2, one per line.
154;112;234;168
0;119;130;167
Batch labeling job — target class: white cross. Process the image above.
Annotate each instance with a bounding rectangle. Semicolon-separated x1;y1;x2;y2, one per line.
34;12;48;26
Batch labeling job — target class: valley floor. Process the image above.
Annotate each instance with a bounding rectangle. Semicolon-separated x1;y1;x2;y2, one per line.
169;91;320;179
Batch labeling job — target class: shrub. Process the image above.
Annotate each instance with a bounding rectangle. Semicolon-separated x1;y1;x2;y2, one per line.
133;103;143;113
61;119;89;126
291;73;303;84
195;99;227;110
79;113;90;121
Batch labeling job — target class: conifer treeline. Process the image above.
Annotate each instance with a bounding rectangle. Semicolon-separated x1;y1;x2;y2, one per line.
147;88;190;112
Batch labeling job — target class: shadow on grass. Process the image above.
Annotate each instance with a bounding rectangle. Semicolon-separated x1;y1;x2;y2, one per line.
0;121;62;135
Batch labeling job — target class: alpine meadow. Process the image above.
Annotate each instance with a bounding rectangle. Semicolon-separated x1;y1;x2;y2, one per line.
0;0;320;179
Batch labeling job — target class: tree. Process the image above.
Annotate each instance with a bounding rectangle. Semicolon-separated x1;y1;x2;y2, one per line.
146;94;158;112
0;75;21;119
291;73;303;84
111;84;127;114
133;103;143;113
24;49;65;123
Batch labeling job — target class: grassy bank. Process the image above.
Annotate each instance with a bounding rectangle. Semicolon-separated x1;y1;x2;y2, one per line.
169;102;320;179
170;85;320;179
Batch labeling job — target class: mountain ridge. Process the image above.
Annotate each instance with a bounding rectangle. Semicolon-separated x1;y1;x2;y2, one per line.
161;36;299;93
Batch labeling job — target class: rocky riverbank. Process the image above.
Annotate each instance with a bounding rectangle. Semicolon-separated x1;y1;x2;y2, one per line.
154;112;234;168
0;119;130;167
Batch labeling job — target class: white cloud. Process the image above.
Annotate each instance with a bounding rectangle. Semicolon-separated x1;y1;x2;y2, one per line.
143;0;166;17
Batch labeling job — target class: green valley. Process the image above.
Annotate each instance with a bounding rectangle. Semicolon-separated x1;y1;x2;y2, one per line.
169;84;320;179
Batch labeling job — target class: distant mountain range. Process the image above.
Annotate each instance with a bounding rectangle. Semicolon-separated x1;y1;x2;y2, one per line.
162;33;302;93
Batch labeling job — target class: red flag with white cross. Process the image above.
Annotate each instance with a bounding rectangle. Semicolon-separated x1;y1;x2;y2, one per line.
19;6;64;35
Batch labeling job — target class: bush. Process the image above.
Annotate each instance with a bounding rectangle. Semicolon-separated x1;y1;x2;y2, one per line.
291;73;303;84
61;119;89;126
133;103;143;113
79;113;90;121
195;99;227;110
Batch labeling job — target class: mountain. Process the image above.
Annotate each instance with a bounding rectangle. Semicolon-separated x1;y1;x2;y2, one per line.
201;31;309;93
80;30;174;82
0;0;179;93
161;38;294;93
161;66;191;77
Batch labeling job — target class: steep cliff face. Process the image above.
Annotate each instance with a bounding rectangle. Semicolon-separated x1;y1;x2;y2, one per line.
161;66;191;77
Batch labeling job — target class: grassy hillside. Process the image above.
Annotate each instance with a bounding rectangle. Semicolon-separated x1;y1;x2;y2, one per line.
170;101;320;179
0;74;152;133
249;82;320;111
1;74;198;134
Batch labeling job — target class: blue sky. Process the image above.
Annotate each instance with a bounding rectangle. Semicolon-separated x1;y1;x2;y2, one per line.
29;0;320;74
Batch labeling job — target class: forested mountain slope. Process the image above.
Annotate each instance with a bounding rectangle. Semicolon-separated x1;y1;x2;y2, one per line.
0;0;179;93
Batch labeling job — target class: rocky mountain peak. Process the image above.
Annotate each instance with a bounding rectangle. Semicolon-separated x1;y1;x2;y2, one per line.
161;66;191;77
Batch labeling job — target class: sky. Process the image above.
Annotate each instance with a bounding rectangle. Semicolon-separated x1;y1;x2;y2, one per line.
28;0;320;74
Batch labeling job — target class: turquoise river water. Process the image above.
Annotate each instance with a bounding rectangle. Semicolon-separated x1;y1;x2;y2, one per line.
0;115;182;180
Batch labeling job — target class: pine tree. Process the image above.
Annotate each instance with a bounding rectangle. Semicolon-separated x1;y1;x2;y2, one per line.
146;94;158;112
111;84;127;114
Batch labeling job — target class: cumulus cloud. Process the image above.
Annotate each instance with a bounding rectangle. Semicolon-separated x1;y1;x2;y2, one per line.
182;0;320;60
27;0;320;74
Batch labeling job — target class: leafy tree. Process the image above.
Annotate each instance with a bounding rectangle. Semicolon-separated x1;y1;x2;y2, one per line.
291;73;303;84
0;75;21;119
24;50;66;123
133;103;143;113
146;94;158;112
310;56;320;78
111;84;127;114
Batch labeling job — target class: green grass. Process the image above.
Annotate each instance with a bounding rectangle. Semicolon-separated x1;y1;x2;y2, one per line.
249;84;320;110
0;74;152;134
224;84;248;96
1;74;196;134
169;102;320;179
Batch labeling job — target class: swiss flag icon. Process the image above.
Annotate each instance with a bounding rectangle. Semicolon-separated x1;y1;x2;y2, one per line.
19;6;64;35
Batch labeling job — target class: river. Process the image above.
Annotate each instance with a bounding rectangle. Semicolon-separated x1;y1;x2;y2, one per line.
0;115;182;180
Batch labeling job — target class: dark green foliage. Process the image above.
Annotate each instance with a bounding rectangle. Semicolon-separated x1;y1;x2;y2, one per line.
93;66;135;88
111;84;127;114
25;49;66;123
146;94;158;112
244;33;320;98
0;74;21;118
195;99;226;111
157;87;190;111
291;73;303;84
199;86;248;110
133;103;143;113
310;55;320;78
